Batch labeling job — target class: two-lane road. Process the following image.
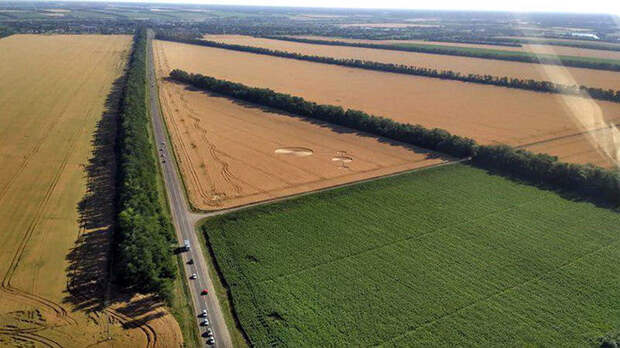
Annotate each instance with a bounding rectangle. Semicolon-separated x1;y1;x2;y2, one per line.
146;31;232;348
146;30;469;348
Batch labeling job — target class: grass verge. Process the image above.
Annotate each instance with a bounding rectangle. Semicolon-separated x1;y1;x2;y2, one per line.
195;221;250;348
146;31;201;347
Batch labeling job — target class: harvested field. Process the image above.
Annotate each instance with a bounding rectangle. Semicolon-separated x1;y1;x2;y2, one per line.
202;164;620;346
522;127;619;168
154;56;449;210
204;35;620;90
295;35;620;61
0;35;182;347
154;40;620;167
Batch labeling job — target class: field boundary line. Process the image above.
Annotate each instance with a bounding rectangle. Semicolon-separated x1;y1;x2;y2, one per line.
194;157;468;221
515;121;620;149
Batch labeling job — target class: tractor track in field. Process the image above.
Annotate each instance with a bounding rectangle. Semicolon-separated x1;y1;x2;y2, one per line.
0;129;78;326
0;85;109;332
0;329;63;348
0;37;161;348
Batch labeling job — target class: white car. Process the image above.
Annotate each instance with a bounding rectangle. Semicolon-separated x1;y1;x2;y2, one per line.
190;273;197;280
206;337;215;345
201;319;209;326
200;309;207;317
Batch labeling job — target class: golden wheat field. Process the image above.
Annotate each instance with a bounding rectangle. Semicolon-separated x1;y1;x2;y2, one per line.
294;35;620;61
154;48;449;210
0;35;182;347
154;40;620;168
204;35;620;90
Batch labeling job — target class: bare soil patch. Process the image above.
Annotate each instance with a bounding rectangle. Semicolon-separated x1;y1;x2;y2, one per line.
0;35;182;347
204;35;620;90
155;40;620;168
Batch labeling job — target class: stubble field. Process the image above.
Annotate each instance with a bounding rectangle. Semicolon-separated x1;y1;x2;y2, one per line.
154;49;449;210
202;164;620;346
295;35;620;61
154;40;620;167
204;34;620;90
0;35;181;347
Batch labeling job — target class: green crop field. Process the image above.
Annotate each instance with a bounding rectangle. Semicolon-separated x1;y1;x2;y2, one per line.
202;164;620;347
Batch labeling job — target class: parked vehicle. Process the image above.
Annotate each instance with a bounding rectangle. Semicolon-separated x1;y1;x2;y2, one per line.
190;273;197;280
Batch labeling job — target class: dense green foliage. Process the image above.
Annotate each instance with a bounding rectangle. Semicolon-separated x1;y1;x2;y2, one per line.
156;34;620;103
169;69;620;207
115;28;176;300
0;25;12;38
202;164;620;346
265;35;620;72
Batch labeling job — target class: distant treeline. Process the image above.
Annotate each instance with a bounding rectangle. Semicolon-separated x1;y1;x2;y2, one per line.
155;34;620;103
115;28;177;301
169;69;620;207
494;37;620;52
420;37;620;52
430;38;522;47
0;26;13;39
262;35;620;72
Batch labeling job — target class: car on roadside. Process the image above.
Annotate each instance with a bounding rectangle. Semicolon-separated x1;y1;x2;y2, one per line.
190;273;197;280
200;309;207;317
201;319;209;326
201;289;208;295
206;337;215;345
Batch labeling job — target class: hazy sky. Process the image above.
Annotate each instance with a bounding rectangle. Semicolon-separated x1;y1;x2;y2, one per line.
113;0;620;15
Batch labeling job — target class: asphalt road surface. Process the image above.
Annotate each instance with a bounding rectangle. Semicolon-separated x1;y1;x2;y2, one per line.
146;30;470;348
146;31;232;348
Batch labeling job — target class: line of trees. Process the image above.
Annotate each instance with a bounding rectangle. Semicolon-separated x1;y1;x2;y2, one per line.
169;69;620;207
0;26;13;39
429;38;522;47
156;34;620;103
261;35;620;72
495;37;620;52
115;28;177;301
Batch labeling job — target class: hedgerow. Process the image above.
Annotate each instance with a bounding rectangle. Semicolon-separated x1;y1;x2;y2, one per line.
169;69;620;208
115;28;176;300
263;35;620;72
155;33;620;103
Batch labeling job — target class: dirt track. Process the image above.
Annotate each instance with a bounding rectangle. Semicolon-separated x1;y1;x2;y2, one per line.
154;40;620;168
